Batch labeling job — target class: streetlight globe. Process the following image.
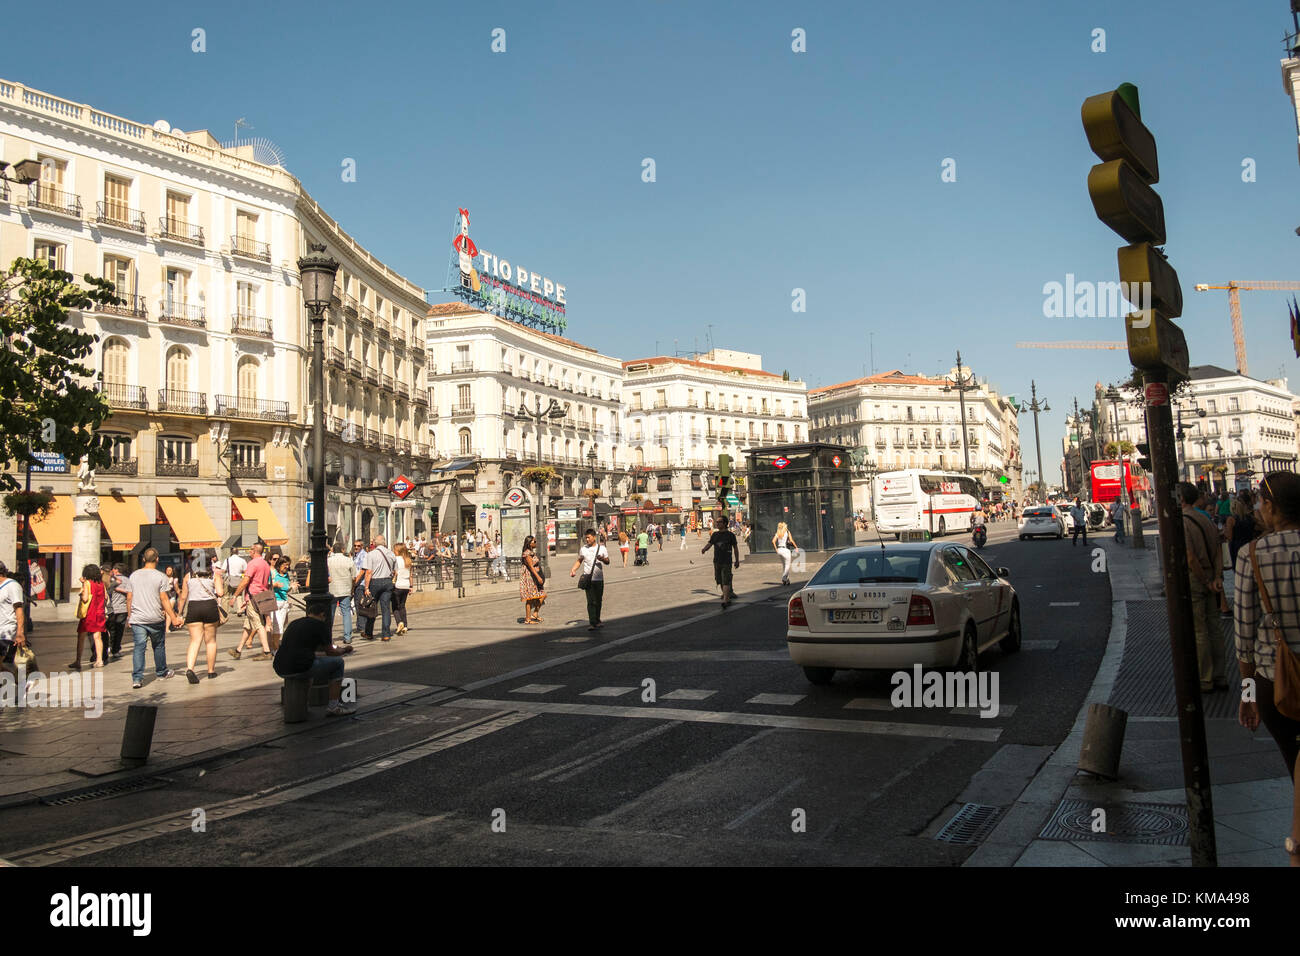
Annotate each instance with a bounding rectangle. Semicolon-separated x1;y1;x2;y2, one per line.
297;242;339;312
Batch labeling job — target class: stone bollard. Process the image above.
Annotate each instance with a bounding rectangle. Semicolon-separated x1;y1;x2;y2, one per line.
282;676;311;723
120;704;158;767
1078;702;1128;779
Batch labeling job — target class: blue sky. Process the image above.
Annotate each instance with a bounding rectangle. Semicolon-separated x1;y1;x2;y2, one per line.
7;0;1300;482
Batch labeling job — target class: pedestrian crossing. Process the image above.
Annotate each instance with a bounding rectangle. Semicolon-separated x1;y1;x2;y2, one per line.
502;681;1015;718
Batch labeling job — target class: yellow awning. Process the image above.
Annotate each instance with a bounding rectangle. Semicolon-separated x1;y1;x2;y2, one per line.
28;495;73;553
232;496;288;546
156;496;222;549
97;495;151;551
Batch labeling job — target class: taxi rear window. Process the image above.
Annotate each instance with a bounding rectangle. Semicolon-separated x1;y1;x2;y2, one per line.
811;551;927;585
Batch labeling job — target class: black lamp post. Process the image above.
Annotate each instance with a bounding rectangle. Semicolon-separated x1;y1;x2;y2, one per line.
297;242;339;608
942;350;978;474
514;395;565;577
1019;381;1049;497
587;447;599;527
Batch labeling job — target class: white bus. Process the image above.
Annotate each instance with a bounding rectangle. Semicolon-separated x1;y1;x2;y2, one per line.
871;470;982;537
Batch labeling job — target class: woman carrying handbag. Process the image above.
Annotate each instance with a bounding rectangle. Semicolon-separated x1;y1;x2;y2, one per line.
519;535;546;624
72;564;107;669
1232;471;1300;866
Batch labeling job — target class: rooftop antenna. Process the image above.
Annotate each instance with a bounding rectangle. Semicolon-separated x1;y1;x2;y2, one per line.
234;117;252;147
706;324;715;353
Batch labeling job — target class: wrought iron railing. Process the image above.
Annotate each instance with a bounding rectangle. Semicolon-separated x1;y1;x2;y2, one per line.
101;382;148;410
29;183;82;217
381;373;394;391
96;201;146;232
158;216;204;245
364;427;380;448
230;234;270;261
451;403;475;416
214;394;290;421
451;361;475;373
98;292;147;319
156;389;207;414
230;312;272;338
158;301;206;328
157;460;199;477
348;357;363;377
100;458;138;476
230;462;266;479
328;346;345;369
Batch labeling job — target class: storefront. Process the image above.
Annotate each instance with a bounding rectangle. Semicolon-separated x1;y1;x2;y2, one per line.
745;443;852;555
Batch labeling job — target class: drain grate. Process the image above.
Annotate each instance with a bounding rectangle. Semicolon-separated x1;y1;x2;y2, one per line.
1038;798;1188;845
935;802;1002;845
40;776;170;807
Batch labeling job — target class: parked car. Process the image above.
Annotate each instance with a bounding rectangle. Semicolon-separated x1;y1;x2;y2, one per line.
1019;506;1065;540
1055;503;1076;531
786;542;1021;684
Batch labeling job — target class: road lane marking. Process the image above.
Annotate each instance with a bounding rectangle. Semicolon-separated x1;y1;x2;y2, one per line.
844;698;895;711
511;684;565;695
290;813;452;866
5;711;534;866
532;722;681;783
607;650;791;663
1021;640;1059;650
949;704;1016;718
1049;602;1080;607
746;693;805;706
581;686;637;697
451;698;1001;741
661;689;718;701
724;776;806;831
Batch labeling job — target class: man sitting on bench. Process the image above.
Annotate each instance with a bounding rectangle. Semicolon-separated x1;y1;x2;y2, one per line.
273;597;355;716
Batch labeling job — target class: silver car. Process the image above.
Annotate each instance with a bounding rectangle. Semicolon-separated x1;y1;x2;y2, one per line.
786;543;1021;685
1019;506;1065;539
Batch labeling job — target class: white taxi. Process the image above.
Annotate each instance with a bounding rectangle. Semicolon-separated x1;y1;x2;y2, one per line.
1019;505;1065;539
786;542;1021;685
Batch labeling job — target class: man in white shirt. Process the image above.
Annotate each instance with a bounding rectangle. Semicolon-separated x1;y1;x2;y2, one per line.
0;561;27;677
362;534;398;640
570;528;611;631
327;542;360;644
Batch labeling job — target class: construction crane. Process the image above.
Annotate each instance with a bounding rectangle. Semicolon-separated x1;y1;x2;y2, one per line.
1016;341;1126;350
1192;281;1300;376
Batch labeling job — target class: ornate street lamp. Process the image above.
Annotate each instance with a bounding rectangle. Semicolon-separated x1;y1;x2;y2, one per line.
297;242;339;608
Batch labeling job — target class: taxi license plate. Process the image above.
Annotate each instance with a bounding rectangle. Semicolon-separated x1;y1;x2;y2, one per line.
830;609;882;623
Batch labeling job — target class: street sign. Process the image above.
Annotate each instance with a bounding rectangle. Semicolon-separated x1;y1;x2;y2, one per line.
305;501;314;524
773;457;790;470
29;452;66;472
504;486;528;506
725;494;742;507
1086;160;1165;245
389;474;414;499
480;511;488;520
831;455;842;467
1117;242;1182;317
1125;310;1189;379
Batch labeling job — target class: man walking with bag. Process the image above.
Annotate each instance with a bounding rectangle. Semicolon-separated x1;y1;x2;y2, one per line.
570;528;610;631
1181;483;1227;693
361;534;398;641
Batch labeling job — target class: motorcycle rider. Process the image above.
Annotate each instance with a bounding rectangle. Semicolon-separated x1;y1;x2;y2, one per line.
971;505;987;547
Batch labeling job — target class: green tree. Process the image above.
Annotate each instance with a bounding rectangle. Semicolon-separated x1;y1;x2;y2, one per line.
1104;440;1136;457
1;257;116;491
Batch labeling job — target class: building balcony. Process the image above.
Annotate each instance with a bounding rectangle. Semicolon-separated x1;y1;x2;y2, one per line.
375;316;390;338
348;357;363;378
501;363;512;375
420;398;433;412
451;361;475;374
562;383;574;393
720;430;733;440
652;400;668;409
29;183;82;218
0;182;8;203
381;435;395;452
328;346;345;370
158;301;206;329
364;428;380;449
718;403;729;412
412;441;429;457
95;201;146;233
231;312;272;338
381;373;394;392
327;415;349;434
516;368;530;381
230;462;266;480
451;403;475;417
157;460;199;477
365;367;379;386
100;458;138;476
93;292;147;321
409;342;425;359
391;326;405;345
230;234;271;262
396;382;409;401
156;388;207;415
158;216;204;246
906;439;918;448
397;437;411;455
343;295;358;315
214;394;291;422
100;382;148;410
358;305;375;326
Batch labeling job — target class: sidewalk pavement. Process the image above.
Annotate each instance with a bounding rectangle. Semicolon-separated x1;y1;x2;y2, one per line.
0;543;811;806
968;528;1294;867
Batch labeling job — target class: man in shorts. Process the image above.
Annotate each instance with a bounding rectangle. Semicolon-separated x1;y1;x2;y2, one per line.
230;542;272;660
702;512;741;608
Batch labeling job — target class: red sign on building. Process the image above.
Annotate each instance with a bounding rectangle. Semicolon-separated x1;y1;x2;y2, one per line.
389;475;415;499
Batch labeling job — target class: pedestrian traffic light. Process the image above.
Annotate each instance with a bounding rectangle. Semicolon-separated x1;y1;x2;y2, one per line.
1136;442;1152;471
1082;82;1188;381
718;453;731;479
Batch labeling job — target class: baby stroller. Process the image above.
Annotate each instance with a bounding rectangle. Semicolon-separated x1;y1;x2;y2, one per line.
634;547;648;566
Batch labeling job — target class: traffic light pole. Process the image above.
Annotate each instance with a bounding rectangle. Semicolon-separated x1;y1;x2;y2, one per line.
1143;370;1217;867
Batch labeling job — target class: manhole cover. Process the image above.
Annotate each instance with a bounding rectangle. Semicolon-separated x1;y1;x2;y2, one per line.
935;803;1002;845
1038;798;1188;845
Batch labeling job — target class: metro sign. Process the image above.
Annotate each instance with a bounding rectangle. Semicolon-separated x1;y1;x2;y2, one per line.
389;474;415;499
504;488;526;506
831;455;842;467
773;457;790;470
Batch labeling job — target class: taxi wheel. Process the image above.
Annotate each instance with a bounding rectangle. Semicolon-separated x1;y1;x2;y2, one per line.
1000;602;1022;653
803;666;835;685
955;625;979;673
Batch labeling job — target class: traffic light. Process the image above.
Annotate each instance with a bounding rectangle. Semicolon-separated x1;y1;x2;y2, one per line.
1136;442;1152;471
1082;83;1188;382
716;454;732;505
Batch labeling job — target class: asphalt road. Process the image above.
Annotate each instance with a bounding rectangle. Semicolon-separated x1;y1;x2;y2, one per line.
1;522;1114;866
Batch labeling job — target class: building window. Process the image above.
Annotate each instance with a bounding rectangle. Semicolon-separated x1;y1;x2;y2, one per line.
158;435;194;464
236;281;257;316
165;268;190;309
102;338;130;385
230;441;261;467
166;345;191;392
103;173;131;221
457;384;471;406
458;428;472;455
33;239;65;271
237;356;259;400
1229;397;1239;412
104;255;133;297
166;191;191;229
1207;399;1217;414
100;432;133;463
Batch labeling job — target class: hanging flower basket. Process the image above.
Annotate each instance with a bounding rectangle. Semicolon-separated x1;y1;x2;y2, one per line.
582;488;601;501
521;465;557;485
3;489;54;520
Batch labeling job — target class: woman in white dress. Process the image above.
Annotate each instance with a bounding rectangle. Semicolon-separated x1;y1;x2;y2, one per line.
772;521;798;586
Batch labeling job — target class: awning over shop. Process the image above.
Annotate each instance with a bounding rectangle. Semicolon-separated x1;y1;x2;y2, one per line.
156;496;222;549
231;496;288;546
28;495;73;553
429;457;477;473
97;495;151;551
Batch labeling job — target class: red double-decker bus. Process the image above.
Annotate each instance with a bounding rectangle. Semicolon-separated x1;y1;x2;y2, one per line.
1090;459;1153;515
